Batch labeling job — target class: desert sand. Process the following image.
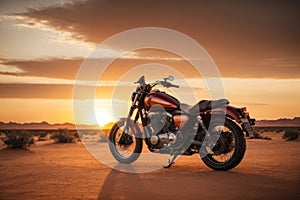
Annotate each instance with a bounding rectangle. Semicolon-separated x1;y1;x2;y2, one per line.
0;135;299;200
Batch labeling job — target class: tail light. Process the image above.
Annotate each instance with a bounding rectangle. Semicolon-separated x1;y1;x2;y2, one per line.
245;112;249;117
242;107;249;117
237;107;249;118
242;107;247;112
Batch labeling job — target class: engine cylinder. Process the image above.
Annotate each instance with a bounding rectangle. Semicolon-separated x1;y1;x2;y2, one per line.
150;135;159;145
147;109;171;135
150;133;176;146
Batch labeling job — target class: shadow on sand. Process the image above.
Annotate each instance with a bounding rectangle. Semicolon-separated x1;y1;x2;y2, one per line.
98;164;299;200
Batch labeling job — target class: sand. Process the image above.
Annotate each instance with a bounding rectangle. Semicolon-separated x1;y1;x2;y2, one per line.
0;136;299;200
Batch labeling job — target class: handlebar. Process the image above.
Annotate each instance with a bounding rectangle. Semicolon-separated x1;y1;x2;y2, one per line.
151;80;179;89
135;76;179;89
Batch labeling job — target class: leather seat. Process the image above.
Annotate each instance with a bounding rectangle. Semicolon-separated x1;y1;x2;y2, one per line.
185;99;229;114
180;103;192;113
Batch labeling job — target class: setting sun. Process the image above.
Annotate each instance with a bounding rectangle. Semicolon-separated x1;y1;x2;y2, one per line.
95;111;114;127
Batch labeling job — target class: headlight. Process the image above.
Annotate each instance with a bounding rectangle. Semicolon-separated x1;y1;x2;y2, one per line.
131;92;137;102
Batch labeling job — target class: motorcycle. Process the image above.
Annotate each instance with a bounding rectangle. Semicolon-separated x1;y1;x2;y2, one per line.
109;76;255;171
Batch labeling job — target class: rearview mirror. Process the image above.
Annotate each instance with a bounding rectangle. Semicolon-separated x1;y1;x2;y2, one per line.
168;75;174;81
134;75;145;84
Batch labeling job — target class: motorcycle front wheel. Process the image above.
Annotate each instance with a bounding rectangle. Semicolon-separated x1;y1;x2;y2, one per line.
201;116;246;171
109;119;143;164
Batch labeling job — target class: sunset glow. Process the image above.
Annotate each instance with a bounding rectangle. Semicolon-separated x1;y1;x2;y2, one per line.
0;1;299;124
95;111;114;127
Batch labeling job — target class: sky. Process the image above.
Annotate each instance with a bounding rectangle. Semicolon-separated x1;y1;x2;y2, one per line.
0;0;299;124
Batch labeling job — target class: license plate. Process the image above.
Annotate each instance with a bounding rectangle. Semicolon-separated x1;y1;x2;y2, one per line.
241;121;254;137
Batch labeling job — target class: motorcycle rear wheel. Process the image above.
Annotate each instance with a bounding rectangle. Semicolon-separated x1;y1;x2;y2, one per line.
109;119;143;164
201;116;246;171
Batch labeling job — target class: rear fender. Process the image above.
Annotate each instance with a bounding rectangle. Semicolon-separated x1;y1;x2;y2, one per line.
201;106;255;137
200;105;242;123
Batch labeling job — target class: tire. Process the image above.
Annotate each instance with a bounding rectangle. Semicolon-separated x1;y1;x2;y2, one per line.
201;116;246;171
109;119;143;163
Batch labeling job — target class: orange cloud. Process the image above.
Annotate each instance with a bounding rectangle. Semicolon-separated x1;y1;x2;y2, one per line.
10;0;299;79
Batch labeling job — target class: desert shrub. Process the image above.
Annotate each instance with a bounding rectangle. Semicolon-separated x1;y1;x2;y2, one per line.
252;132;263;139
263;136;272;140
73;131;81;142
39;131;49;138
38;133;51;141
252;132;272;140
51;129;75;143
98;133;109;142
283;130;299;141
0;132;6;140
3;130;35;149
73;131;80;139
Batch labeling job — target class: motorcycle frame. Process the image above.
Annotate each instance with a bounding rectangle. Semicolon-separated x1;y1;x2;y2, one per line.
124;85;254;145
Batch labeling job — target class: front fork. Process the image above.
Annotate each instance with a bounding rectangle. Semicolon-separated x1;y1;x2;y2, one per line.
119;103;141;145
118;116;135;146
123;104;136;133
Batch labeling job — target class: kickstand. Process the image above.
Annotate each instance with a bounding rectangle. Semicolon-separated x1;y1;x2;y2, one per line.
163;154;178;168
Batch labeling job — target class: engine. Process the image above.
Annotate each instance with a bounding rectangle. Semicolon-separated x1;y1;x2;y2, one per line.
147;111;176;148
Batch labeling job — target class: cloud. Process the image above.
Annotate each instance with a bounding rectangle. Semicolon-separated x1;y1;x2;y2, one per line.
11;0;299;79
1;54;299;81
0;64;24;73
0;1;299;82
0;15;94;60
0;58;82;79
0;83;73;99
0;83;116;99
19;0;300;46
0;0;86;15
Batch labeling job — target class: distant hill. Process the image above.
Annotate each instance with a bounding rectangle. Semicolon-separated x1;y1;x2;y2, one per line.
0;117;299;129
0;121;100;130
101;122;115;130
255;117;300;127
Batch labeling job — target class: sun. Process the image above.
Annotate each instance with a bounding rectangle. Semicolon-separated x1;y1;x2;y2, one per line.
95;111;114;127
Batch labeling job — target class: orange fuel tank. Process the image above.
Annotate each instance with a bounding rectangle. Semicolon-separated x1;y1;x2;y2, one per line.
144;91;180;110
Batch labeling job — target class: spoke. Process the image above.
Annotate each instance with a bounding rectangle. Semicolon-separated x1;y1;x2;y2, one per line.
210;124;236;163
115;126;136;158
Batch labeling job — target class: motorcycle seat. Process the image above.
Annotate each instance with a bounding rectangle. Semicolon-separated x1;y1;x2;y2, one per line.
180;103;192;113
188;99;229;114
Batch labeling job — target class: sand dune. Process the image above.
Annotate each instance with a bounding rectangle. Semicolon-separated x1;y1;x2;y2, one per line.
0;135;299;199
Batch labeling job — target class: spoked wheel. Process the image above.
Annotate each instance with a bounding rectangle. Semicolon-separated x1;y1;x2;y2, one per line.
201;116;246;171
109;119;143;163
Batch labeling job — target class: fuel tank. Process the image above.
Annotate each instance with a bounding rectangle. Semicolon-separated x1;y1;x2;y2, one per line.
144;91;180;110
